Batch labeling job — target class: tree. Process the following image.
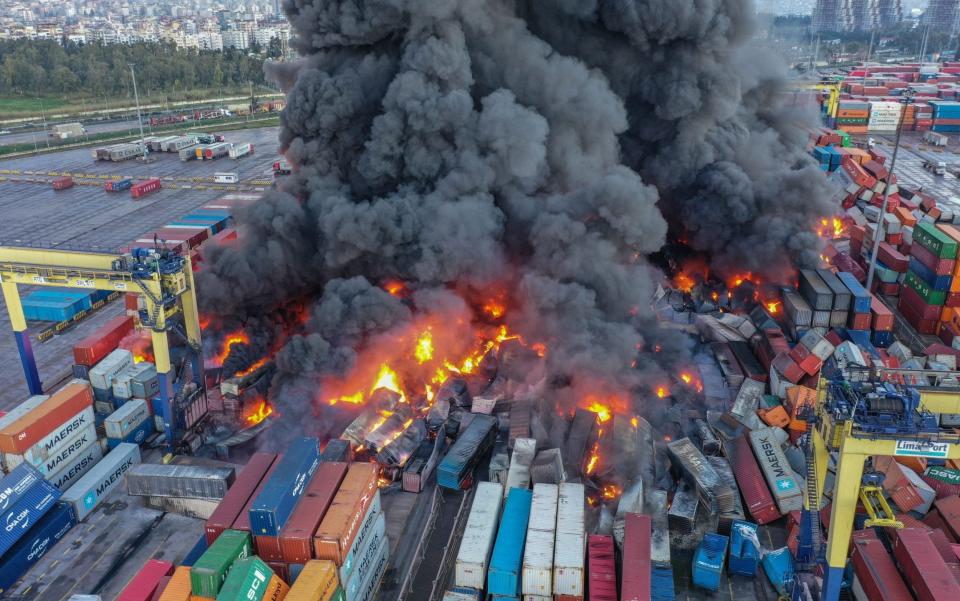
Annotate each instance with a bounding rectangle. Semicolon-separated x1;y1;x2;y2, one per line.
267;37;283;59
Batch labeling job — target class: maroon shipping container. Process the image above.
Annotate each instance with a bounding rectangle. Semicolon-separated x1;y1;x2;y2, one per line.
911;243;956;275
52;176;74;190
588;535;617;601
849;312;872;330
621;514;650;601
851;536;912;601
156;226;208;248
279;462;349;564
73;314;135;366
929;529;960;565
879;243;909;272
255;535;284;562
898;296;939;335
728;436;781;524
923;476;960;500
935;496;960;541
232;458;281;533
205;452;277;545
901;285;944;321
131;178;162;199
923;509;957;542
149;576;171;601
266;561;290;583
116;559;174;601
892;528;960;601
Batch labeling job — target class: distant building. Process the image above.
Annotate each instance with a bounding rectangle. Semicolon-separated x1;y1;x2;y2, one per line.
813;0;901;30
923;0;960;33
198;31;223;51
221;29;248;50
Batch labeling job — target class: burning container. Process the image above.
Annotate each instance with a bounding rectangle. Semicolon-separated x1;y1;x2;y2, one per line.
0;501;76;594
554;482;586;598
277;461;347;563
125;463;235;499
285;560;341;601
190;529;253;597
0;463;61;556
892;528;960;601
692;533;728;591
313;462;378;566
487;487;533;597
621;513;651;601
116;559;173;601
0;381;92;455
667;484;698;534
454;481;503;591
437;414;497;490
748;428;802;513
667;437;735;513
707;455;745;534
321;439;353;463
249;436;321;536
205;453;276;545
61;442;141;521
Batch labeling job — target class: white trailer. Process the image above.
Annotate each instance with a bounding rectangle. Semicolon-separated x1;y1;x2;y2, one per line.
229;142;254;159
924;131;949;147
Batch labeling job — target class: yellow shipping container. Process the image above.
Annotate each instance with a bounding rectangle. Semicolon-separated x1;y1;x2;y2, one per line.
158;567;192;601
285;560;339;601
262;574;290;601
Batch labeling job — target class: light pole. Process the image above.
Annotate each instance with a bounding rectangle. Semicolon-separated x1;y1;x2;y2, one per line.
865;92;913;292
129;64;148;160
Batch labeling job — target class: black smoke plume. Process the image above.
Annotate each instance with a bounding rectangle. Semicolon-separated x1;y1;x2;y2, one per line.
197;0;833;438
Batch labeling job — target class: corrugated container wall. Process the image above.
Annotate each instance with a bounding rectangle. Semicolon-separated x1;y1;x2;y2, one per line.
250;437;321;536
205;452;276;545
313;462;378;566
588;534;618;601
487;487;533;597
284;560;340;601
454;481;503;591
554;483;586;597
621;513;651;601
279;461;348;564
60;443;141;522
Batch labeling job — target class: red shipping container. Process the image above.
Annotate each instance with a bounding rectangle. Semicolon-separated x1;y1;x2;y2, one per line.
729;436;781;524
116;559;174;601
901;285;944;321
73;314;135;366
946;293;960;308
125;293;139;311
205;452;277;544
923;476;960;500
930;528;960;564
233;458;282;534
849;312;872;330
279;461;348;563
266;562;290;583
912;243;957;276
588;535;617;601
879;243;909;272
150;576;171;601
875;281;900;296
621;514;650;601
0;381;92;453
924;509;956;541
52;176;74;190
131;178;162;199
772;352;805;384
871;296;895;331
887;232;904;246
893;528;960;601
935;496;960;541
898;296;939;335
254;535;283;562
851;536;913;601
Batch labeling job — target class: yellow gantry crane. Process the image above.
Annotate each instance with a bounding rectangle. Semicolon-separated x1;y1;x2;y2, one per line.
0;245;204;451
793;79;843;123
816;367;960;601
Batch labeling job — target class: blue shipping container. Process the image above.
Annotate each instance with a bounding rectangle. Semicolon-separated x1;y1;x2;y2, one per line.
487;487;532;597
249;437;320;536
762;548;794;596
908;259;953;292
0;502;76;594
651;566;676;601
692;533;728;591
728;520;759;576
872;330;894;348
0;464;61;557
835;272;872;313
182;532;209;567
106;416;154;449
22;297;87;323
437;414;497;490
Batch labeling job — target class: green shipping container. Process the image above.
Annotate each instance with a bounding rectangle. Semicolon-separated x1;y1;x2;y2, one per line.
926;466;960;485
216;556;272;601
834;130;851;147
914;222;958;260
905;270;948;306
332;586;346;601
191;529;253;597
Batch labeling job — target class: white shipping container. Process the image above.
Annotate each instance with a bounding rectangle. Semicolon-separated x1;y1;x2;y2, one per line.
454;481;503;590
142;495;220;519
61;442;141;521
229;143;253;159
111;367;136;399
556;483;585;534
46;444;103;491
104;399;150;440
442;593;477;601
527;483;558;532
9;423;97;476
89;349;134;390
522;597;550;601
504;437;536;496
522;528;555;596
552;531;585;596
3;403;92;472
748;428;803;513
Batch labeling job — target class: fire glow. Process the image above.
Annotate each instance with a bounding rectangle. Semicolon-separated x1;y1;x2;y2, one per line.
213;331;249;365
245;400;273;426
816;216;845;240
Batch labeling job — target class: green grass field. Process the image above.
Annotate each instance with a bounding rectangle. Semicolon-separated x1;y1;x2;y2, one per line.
0;96;70;117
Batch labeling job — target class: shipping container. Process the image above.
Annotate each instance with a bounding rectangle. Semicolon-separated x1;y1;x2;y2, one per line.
190;529;252;597
0;463;61;556
337;490;383;585
728;435;781;524
454;480;502;590
313;462;378;566
105;178;133;192
215;555;272;600
3;405;95;473
342;514;387;600
142;495;219;519
105;399;151;439
728;521;759;577
61;442;141;521
0;381;93;454
0;395;49;436
125;463;235;500
707;455;745;534
157;566;192;601
621;514;651;601
250;437;321;536
748;428;802;513
52;176;74;190
554;482;585;597
666;437;734;512
46;442;103;491
816;268;853;311
934;495;960;541
232;458;281;534
667;484;698;534
914;221;959;259
90;350;134;391
278;461;347;563
131;178;162;199
285;560;340;601
437;414;497;490
692;534;728;591
487;487;532;597
9;422;97;477
202;143;231;160
523;487;558;596
74;315;134;367
0;502;76;594
350;529;389;601
229;143;254;159
117;559;174;601
892;528;960;601
799;269;834;311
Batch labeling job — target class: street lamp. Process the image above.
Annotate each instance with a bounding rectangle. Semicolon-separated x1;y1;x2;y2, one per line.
865;91;914;292
129;64;148;161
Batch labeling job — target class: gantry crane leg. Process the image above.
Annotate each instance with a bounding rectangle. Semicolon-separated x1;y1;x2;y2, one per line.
1;281;42;394
822;449;866;601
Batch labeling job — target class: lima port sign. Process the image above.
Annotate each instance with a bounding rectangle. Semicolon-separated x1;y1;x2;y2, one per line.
894;440;950;458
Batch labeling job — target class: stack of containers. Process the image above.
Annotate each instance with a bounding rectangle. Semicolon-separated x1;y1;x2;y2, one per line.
273;461;347;566
104;399;154;448
521;484;558;600
487;487;533;600
88;349;134;410
929;100;960;132
850;530;912;601
554;483;585;601
217;556;289;600
816;268;852;329
836;272;872;331
60;443;141;522
748;428;802;513
798;269;834;334
72;315;134;379
0;464;62;556
899;221;957;335
20;289;96;323
870;294;896;347
452;481;502;598
868;101;903;132
251;437;321;538
836;100;870;133
190;529;253;598
284;560;341;601
892;528;960;599
933;224;960;343
0;498;76;594
727;435;782;525
205;453;278;545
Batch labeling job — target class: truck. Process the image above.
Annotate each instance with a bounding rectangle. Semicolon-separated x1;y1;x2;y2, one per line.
213;172;240;184
162;136;196;152
273;159;291;177
50;122;85;139
923;157;947;176
229;143;254;159
201;143;231;160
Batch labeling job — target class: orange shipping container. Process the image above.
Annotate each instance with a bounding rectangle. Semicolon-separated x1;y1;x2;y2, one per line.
758;405;790;428
262;574;289;601
158;566;192;601
313;463;378;565
895;456;926;475
895;207;917;227
784;386;816;419
0;381;92;454
285;561;340;601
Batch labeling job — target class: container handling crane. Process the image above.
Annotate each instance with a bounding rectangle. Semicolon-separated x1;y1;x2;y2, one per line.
0;245;204;453
812;361;960;601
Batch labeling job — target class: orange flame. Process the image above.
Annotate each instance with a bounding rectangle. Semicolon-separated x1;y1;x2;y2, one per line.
213;331;249;365
656;386;669;399
245;400;273;425
585;442;600;475
483;300;506;319
674;271;696;293
816;216;846;240
384;280;406;296
631;416;639;427
586;401;612;423
415;330;434;364
236;358;267;377
601;484;622;500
